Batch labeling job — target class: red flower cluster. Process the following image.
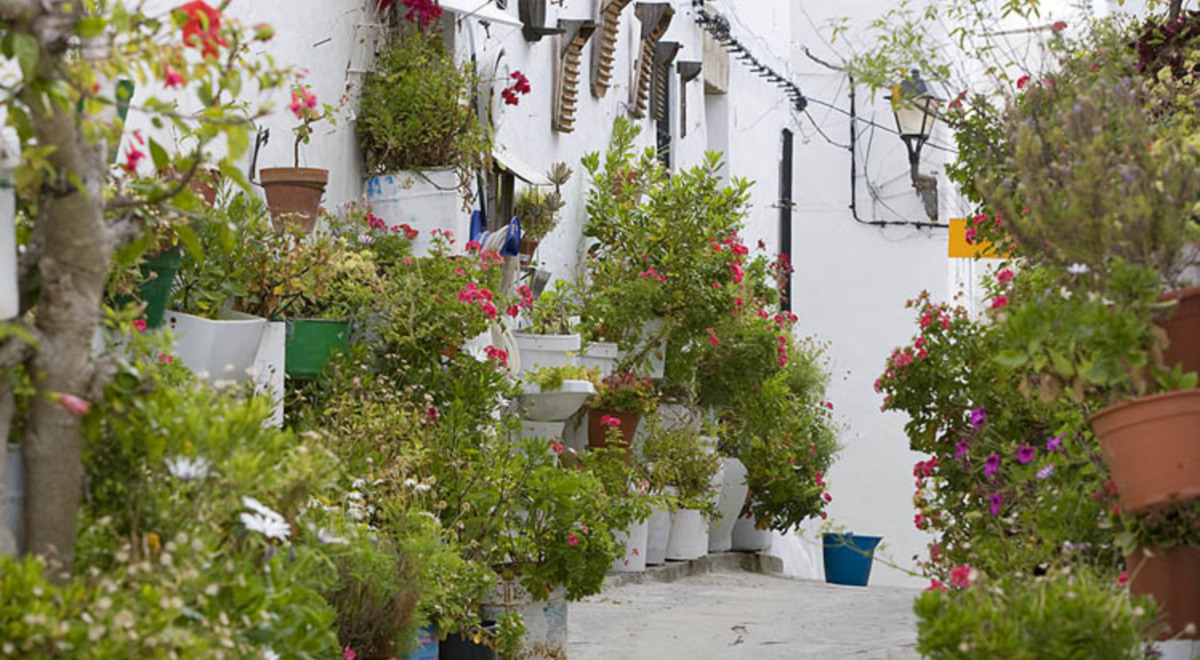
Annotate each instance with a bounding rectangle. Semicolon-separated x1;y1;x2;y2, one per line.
502;71;532;106
179;1;228;59
365;212;387;231
484;345;508;368
638;267;667;282
600;415;622;428
401;0;443;27
458;282;498;319
392;223;419;239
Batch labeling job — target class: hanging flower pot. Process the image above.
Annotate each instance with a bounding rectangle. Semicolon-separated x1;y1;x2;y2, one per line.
284;318;350;380
1127;545;1200;640
166;311;267;383
260;167;328;233
1159;286;1200;376
1091;389;1200;514
364;170;467;258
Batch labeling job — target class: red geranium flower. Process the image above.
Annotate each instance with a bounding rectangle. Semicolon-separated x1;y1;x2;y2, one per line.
179;1;228;59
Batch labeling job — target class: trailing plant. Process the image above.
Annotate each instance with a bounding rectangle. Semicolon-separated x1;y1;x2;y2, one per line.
589;372;656;416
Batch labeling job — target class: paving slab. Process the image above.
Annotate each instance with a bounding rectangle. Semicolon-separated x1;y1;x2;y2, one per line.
569;570;921;660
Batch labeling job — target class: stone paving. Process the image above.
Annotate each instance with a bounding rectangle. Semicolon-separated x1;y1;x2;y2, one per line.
568;570;921;660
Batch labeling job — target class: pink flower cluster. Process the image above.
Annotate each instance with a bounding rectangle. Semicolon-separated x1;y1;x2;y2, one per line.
638;267;667;282
502;71;532;106
401;0;443;27
289;87;318;120
484;345;508;368
458;282;498;319
600;415;622;428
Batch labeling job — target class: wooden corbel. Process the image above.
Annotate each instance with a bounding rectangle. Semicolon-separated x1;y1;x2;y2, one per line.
650;41;681;122
519;0;564;42
553;19;597;133
589;0;633;99
628;3;674;119
676;60;701;137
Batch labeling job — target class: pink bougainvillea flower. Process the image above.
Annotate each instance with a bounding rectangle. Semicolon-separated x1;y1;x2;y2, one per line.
401;0;444;27
996;268;1014;284
949;564;972;588
133;319;148;333
179;1;228;59
1016;445;1036;465
57;393;91;417
344;648;356;660
163;64;185;89
984;453;1001;476
1016;74;1030;90
122;146;146;173
988;493;1004;516
288;91;305;119
970;406;987;429
926;579;948;593
600;415;622;428
991;295;1009;310
567;533;580;547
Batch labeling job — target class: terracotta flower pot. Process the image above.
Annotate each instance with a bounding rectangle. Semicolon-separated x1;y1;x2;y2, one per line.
1127;545;1200;640
519;237;539;259
1159;286;1200;376
1091;389;1200;513
260;167;328;233
587;408;640;453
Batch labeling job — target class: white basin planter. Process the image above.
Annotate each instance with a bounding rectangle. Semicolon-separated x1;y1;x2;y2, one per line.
579;341;619;377
732;512;774;553
518;380;594;422
645;502;671;565
666;509;709;561
610;517;649;573
166;311;267;383
364;169;466;258
514;332;582;374
480;580;567;660
709;458;749;552
254;321;286;427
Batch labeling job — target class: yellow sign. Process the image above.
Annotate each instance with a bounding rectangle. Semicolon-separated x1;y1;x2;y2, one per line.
948;218;1005;259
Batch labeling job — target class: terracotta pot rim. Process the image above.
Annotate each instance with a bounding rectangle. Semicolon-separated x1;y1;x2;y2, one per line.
1090;387;1200;425
1160;285;1200;303
259;167;329;183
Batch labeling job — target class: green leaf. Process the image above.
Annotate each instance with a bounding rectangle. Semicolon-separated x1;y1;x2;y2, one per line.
993;350;1028;368
148;139;170;173
175;224;204;263
12;33;39;82
76;17;107;39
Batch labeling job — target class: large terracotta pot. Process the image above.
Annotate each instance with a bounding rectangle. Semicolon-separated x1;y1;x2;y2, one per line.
1127;545;1200;640
586;408;640;453
1160;286;1200;375
1091;389;1200;513
260;167;328;233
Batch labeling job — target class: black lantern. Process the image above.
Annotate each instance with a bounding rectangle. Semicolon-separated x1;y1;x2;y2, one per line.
886;69;942;221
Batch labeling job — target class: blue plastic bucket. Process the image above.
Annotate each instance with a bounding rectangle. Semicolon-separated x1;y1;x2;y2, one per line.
822;533;883;587
407;625;438;660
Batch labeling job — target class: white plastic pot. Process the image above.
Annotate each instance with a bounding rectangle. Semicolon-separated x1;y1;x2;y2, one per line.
709;458;749;553
518;380;594;422
254;321;286;427
481;581;568;657
513;332;582;374
666;509;709;561
1;445;22;555
166;311;267;383
364;169;467;258
0;127;18;321
731;512;774;553
578;341;619;377
645;503;671;566
610;518;649;573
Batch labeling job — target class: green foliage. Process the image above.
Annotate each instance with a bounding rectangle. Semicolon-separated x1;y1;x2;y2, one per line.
914;568;1159;660
514;163;572;243
522;280;577;335
173;192;275;319
640;417;720;513
590;372;656;416
523;365;599;392
357;29;490;195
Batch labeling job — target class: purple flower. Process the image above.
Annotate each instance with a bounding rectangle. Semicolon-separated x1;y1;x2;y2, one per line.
1036;464;1055;479
989;493;1004;516
970;406;987;430
1046;434;1064;452
955;442;970;460
1016;445;1036;465
984;453;1001;476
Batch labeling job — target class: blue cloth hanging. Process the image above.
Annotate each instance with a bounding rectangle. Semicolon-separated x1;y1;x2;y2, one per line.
469;210;486;245
500;216;522;256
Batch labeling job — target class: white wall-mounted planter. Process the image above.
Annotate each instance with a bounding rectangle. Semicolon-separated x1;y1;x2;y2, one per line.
666;509;709;561
166;311;267;383
579;341;619;377
610;517;649;573
709;458;749;553
518;380;594;422
645;502;671;566
364;169;467;258
481;581;567;659
513;332;581;374
1;445;22;556
732;512;774;553
253;321;286;427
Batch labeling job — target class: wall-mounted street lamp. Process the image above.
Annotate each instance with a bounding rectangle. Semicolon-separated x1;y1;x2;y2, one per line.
887;69;942;221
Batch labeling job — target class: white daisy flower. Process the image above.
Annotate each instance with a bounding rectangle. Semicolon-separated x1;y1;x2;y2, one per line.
263;649;280;660
239;512;290;540
165;456;212;481
1067;263;1089;275
242;497;285;523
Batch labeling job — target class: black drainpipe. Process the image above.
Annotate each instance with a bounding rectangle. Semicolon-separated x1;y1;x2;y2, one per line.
779;128;794;312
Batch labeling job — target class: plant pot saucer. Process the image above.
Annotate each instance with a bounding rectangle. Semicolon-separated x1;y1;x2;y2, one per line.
518;379;595;422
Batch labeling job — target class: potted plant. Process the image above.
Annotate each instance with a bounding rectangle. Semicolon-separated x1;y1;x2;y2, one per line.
358;28;490;258
518;365;598;423
1114;502;1200;640
260;83;339;233
513;280;583;374
639;418;720;562
586;372;655;452
168;193;273;382
513;163;571;263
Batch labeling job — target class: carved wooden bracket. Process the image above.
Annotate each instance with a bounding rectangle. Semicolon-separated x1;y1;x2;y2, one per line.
589;0;633;99
553;19;597;133
519;0;564;42
676;60;701;137
628;3;674;120
650;41;681;122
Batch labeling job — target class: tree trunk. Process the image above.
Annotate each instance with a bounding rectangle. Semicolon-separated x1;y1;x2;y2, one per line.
1169;0;1183;20
20;20;109;580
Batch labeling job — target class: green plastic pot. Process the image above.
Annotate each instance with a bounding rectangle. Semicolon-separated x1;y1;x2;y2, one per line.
115;249;182;329
284;318;350;379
